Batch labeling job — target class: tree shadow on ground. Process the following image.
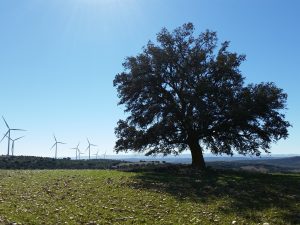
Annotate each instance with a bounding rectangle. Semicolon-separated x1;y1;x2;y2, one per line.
123;166;300;224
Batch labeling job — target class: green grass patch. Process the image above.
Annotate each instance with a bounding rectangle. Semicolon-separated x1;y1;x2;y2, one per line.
0;169;299;224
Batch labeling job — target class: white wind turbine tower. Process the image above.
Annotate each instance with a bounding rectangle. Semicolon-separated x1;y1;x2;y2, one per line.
50;134;66;159
103;151;107;159
9;136;25;156
86;138;97;160
71;142;80;160
1;116;26;156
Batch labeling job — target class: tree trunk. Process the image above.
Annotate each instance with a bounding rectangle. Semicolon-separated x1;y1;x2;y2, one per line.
187;136;206;170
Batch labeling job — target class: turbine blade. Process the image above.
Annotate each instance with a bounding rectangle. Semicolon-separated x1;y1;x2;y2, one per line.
2;116;9;129
15;136;25;141
53;134;57;142
0;131;9;143
50;143;56;150
11;129;26;131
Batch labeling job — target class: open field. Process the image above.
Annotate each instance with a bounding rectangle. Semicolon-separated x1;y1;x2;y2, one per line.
0;169;299;225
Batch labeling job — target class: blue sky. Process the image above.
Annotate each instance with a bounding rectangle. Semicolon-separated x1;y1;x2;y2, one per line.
0;0;299;157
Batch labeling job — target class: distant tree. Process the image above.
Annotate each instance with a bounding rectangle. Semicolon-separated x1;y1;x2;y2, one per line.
113;23;290;169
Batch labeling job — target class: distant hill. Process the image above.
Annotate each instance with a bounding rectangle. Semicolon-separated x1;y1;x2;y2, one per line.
0;155;122;169
208;156;300;173
234;156;300;168
113;155;300;173
1;155;299;173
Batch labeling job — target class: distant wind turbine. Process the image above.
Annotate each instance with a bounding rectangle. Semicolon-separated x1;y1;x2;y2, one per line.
93;150;99;159
9;136;25;156
78;150;84;160
50;134;66;159
1;116;26;156
103;151;107;169
86;138;97;160
71;142;80;160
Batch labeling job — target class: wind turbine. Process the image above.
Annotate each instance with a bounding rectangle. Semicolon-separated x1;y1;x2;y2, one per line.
78;150;84;160
9;136;25;156
1;116;26;156
93;150;99;159
103;151;107;169
86;138;97;160
71;142;80;160
50;134;66;159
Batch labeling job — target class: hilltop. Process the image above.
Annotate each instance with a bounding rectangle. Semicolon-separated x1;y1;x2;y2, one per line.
0;155;122;169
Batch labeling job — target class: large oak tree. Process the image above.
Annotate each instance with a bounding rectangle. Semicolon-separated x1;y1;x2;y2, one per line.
113;23;290;169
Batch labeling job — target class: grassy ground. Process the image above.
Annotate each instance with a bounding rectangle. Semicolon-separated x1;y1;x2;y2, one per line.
0;169;299;225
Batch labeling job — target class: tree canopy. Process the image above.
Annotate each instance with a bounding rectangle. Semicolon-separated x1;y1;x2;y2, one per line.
113;23;290;169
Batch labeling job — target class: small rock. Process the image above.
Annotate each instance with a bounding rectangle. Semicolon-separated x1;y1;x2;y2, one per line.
263;223;270;225
232;221;237;224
